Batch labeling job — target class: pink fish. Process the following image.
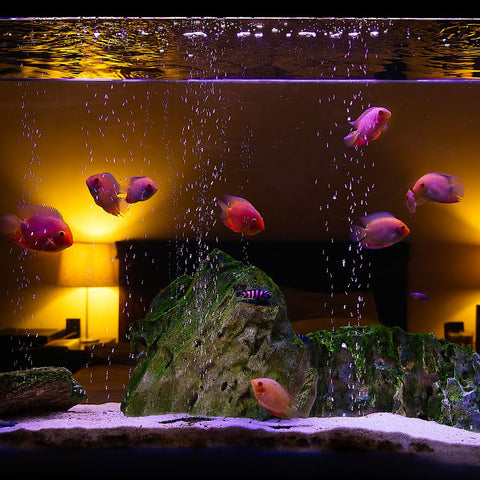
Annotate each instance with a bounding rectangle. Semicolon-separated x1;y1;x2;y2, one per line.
218;194;265;236
344;106;391;147
412;172;464;206
86;172;126;216
350;212;410;249
1;205;73;253
251;378;297;419
125;176;158;204
405;188;417;219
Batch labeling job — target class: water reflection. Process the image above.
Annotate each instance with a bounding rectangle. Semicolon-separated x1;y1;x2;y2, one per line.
1;18;480;80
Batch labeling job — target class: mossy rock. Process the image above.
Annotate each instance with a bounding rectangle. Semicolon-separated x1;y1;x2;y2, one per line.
0;366;87;415
122;249;480;432
121;249;317;419
306;325;480;431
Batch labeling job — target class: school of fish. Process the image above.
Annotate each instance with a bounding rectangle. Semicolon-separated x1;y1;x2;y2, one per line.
0;103;465;418
1;171;159;253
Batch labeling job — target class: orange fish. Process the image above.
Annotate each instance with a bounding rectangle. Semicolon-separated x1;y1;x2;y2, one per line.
1;205;73;253
251;378;297;419
350;212;410;249
86;172;126;216
218;194;265;236
125;176;158;204
407;173;464;218
344;106;391;147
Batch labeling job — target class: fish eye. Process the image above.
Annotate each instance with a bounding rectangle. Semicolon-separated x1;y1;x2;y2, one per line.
257;381;263;387
251;218;257;223
378;110;384;115
59;231;65;237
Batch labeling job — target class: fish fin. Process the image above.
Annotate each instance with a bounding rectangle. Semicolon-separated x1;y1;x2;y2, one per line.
372;131;382;141
114;198;128;216
350;224;366;243
223;194;249;207
406;189;417;218
17;205;64;220
451;180;465;199
217;199;229;219
361;211;394;225
267;399;298;420
223;216;240;233
344;131;358;147
218;199;240;232
0;214;21;234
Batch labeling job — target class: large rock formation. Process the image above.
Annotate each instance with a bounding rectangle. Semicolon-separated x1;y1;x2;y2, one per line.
121;249;318;419
308;326;480;431
122;249;480;432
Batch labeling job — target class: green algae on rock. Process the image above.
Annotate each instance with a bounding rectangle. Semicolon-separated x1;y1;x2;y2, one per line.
0;366;87;415
122;248;480;432
307;325;480;431
121;249;318;419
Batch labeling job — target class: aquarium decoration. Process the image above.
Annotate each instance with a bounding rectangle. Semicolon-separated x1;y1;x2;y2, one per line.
122;249;480;432
0;366;87;415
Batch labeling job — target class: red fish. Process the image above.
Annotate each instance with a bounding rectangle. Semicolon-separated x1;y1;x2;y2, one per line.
125;176;158;204
218;195;265;236
350;212;410;249
86;172;126;216
407;173;464;218
251;378;297;419
344;106;391;147
1;205;73;253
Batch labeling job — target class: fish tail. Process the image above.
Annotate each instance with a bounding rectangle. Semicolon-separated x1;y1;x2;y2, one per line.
343;130;358;147
217;199;229;219
218;199;240;232
452;181;465;199
0;214;21;235
349;224;366;243
105;197;128;216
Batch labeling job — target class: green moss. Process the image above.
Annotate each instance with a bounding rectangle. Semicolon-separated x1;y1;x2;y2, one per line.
122;249;480;431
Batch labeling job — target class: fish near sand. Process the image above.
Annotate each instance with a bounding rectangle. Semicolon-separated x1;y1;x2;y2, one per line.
350;212;410;249
1;205;73;252
218;194;265;236
251;378;297;419
86;172;126;216
406;173;464;218
344;106;391;147
125;176;158;204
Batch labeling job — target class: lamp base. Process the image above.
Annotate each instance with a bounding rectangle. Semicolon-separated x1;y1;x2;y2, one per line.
80;337;100;344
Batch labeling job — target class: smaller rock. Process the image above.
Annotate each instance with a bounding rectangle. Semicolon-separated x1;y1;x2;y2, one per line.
0;366;87;415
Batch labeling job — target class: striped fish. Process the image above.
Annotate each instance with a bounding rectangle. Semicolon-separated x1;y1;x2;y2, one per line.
235;289;272;300
296;333;309;345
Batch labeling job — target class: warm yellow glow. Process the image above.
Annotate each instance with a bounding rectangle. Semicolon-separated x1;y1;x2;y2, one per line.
58;242;119;341
14;286;119;342
408;288;480;345
27;168;166;244
58;242;118;287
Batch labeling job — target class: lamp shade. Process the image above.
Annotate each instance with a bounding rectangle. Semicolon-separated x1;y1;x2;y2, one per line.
58;242;118;287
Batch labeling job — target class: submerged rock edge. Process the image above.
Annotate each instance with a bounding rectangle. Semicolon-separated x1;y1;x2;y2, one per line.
121;249;480;432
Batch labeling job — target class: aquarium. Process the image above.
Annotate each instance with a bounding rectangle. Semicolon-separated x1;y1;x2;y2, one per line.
1;17;480;478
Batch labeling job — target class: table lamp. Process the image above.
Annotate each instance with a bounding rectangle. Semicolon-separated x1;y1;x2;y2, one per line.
58;242;118;343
